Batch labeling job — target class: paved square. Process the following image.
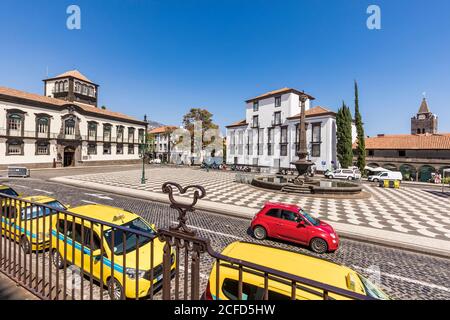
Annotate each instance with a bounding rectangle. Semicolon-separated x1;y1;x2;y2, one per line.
63;167;450;241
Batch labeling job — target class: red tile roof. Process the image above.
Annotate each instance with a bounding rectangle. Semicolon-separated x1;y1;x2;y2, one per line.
45;70;95;84
0;86;143;124
287;106;336;119
245;87;315;103
148;126;178;134
362;133;450;150
225;119;247;128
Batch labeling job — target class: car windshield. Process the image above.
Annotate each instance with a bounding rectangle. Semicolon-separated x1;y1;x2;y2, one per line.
299;209;320;226
0;188;19;197
358;274;390;300
21;201;66;220
104;218;156;255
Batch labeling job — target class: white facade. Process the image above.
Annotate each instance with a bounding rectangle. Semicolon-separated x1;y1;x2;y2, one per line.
226;89;356;172
0;71;146;168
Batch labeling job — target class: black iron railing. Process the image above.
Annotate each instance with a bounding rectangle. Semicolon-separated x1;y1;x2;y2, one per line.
0;183;373;300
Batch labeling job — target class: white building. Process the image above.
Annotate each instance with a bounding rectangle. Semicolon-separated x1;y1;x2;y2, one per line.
226;88;356;172
149;126;177;163
0;70;147;169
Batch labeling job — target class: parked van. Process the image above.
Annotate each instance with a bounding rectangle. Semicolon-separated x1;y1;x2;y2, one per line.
369;171;403;182
203;242;389;300
325;168;361;180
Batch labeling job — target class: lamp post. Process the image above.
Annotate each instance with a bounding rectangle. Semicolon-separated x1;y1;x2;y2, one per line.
141;114;149;184
291;94;313;183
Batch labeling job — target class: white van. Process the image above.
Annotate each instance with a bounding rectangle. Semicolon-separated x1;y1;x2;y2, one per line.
369;171;403;182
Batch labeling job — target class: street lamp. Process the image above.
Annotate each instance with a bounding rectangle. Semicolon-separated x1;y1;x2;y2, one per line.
141;114;149;184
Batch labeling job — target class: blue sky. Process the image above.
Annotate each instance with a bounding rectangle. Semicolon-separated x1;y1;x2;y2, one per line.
0;0;449;136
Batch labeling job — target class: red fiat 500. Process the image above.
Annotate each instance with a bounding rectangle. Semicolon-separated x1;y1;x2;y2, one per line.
250;202;339;253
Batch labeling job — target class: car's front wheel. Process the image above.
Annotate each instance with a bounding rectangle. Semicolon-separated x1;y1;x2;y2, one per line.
253;226;267;240
310;238;328;254
107;277;125;300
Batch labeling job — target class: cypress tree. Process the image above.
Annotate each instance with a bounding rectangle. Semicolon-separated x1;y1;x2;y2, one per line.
354;81;366;172
336;102;353;168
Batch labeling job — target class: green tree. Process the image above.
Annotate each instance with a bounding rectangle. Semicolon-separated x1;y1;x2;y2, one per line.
336;102;353;168
182;108;218;151
354;81;366;172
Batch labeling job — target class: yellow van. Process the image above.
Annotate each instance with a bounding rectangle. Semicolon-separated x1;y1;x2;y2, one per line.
204;242;390;300
50;204;176;300
0;195;67;253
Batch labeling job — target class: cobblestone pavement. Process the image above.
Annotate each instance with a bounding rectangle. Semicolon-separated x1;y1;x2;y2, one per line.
1;178;449;300
62;168;450;241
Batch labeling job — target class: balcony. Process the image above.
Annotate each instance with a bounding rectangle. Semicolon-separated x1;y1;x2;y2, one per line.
251;123;259;129
271;119;282;127
0;128;57;139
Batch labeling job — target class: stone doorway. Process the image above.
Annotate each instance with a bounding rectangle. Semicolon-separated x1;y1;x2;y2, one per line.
63;146;76;167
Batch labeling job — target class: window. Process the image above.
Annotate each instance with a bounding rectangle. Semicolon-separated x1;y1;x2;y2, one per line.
267;128;274;156
280;127;288;156
88;123;97;140
103;125;111;141
8;114;22;132
103;143;111;155
117;126;124;142
266;208;280;218
88;143;97;155
7;140;23;155
252;115;259;128
257;128;264;155
75;82;81;93
64;81;69;92
273;111;281;125
138;129;145;144
117;144;123;154
128;128;135;143
280;210;299;222
275;96;281;107
368;150;374;156
128;144;135;154
399;150;406;157
247;131;253;156
222;278;290;301
64;119;75;136
252;158;259;166
253;101;259;112
311;123;321;157
37;117;49;134
36;142;49;155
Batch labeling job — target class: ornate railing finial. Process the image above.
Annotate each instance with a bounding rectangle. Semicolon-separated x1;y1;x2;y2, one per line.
162;182;206;235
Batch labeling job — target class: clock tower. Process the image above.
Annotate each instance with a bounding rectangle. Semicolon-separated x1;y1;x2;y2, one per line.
411;97;438;134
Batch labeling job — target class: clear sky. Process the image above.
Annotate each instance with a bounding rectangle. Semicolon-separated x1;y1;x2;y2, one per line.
0;0;449;136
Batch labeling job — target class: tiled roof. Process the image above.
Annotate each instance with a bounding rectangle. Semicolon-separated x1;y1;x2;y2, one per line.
0;86;143;123
225;119;247;128
148;126;178;134
245;87;315;103
362;133;450;150
47;70;94;84
287;106;336;119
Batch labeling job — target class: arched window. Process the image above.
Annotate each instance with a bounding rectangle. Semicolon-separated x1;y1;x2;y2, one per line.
75;82;81;93
88;122;97;140
64;81;69;91
7;139;24;155
64;119;75;136
37;117;49;134
8;113;23;134
82;84;88;95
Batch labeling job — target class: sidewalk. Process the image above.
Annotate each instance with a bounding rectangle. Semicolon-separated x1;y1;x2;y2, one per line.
51;173;450;258
0;273;38;300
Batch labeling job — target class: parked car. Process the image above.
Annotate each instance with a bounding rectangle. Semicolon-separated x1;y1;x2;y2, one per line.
203;241;390;300
250;202;339;253
50;204;176;300
369;171;403;182
325;168;361;180
0;196;68;253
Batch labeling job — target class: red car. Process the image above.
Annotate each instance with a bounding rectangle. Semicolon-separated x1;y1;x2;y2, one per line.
250;202;339;254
